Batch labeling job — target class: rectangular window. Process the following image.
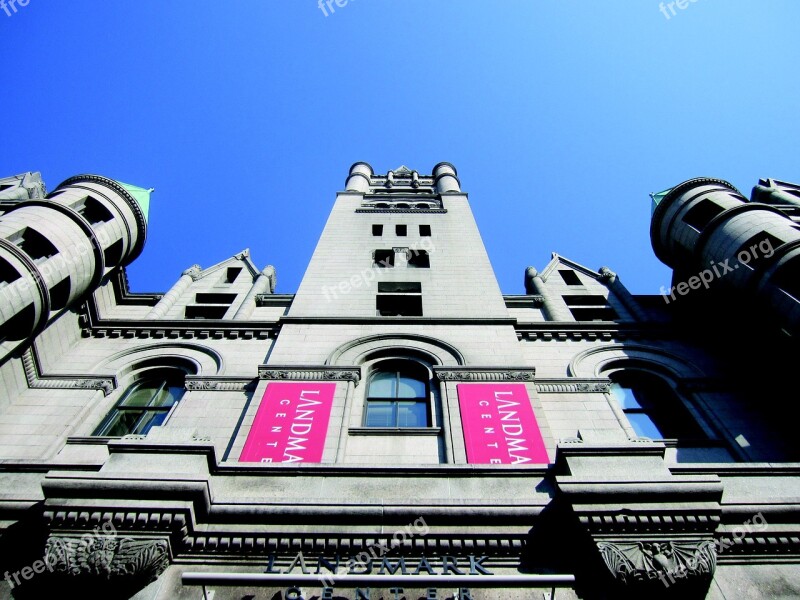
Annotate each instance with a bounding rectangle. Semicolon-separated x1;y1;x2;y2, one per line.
736;232;783;271
374;249;395;268
225;267;242;283
563;294;618;321
407;249;430;268
12;227;57;265
559;270;582;285
195;293;237;304
396;224;407;236
419;225;431;236
683;199;725;232
376;282;422;316
93;374;185;437
372;224;383;236
103;239;123;266
73;196;113;225
185;305;229;319
0;257;20;287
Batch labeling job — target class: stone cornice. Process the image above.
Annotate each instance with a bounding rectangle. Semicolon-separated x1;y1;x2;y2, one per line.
80;297;279;340
185;376;257;392
534;378;612;393
280;316;516;326
22;345;116;396
258;365;361;386
355;208;448;214
433;367;535;382
515;322;671;341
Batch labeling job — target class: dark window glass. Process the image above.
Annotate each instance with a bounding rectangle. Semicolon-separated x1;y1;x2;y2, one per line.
365;362;430;427
683;199;725;231
93;371;186;436
374;249;395;268
75;196;113;225
419;225;431;236
396;224;407;236
14;228;57;264
559;270;582;285
563;295;618;321
104;239;124;266
225;267;242;283
608;371;703;439
376;282;422;316
372;224;383;236
407;250;430;268
49;278;71;311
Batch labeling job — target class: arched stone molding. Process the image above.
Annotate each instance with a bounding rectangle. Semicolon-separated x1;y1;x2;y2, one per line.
326;333;465;367
92;342;224;377
568;343;707;380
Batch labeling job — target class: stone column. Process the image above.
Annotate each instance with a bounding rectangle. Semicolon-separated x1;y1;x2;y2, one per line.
146;265;201;319
598;266;649;322
233;266;276;320
525;266;573;321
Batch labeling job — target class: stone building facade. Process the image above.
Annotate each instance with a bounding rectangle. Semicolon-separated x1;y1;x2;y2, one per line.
0;164;799;599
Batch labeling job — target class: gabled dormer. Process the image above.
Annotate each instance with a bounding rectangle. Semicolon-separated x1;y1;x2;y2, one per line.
511;253;646;323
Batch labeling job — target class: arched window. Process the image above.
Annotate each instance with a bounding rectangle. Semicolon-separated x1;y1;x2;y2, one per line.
93;369;186;436
364;360;430;427
606;370;703;439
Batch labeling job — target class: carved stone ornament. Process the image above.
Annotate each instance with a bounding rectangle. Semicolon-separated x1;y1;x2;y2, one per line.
44;535;169;583
575;382;612;393
72;379;115;395
182;264;202;280
436;370;535;382
597;540;716;586
258;367;361;386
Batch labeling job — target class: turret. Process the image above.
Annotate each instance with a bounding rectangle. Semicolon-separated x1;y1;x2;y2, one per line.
651;177;800;335
0;174;149;347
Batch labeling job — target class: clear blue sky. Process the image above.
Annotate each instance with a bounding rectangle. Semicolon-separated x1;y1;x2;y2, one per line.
2;1;799;296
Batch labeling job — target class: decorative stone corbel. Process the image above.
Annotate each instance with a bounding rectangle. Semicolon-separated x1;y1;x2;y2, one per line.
598;539;716;587
44;535;169;584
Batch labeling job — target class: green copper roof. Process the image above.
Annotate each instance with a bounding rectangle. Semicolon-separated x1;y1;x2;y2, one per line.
649;188;673;216
118;181;153;222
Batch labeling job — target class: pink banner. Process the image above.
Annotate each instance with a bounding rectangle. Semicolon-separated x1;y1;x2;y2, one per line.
239;382;335;464
457;383;549;465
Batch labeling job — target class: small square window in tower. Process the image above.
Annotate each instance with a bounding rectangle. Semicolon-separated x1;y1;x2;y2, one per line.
374;249;395;268
376;282;422;316
372;224;383;236
407;249;430;268
396;224;407;236
419;224;431;236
